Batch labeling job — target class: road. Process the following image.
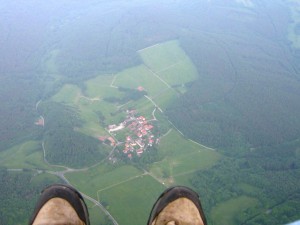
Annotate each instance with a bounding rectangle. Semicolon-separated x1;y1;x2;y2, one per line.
81;193;119;225
44;170;119;225
41;139;120;225
144;95;163;113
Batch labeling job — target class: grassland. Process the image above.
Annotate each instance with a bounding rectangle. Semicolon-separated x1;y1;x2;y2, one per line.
139;40;198;85
114;65;169;97
139;40;187;72
210;196;259;225
149;130;220;185
0;141;54;170
98;175;165;225
66;164;143;199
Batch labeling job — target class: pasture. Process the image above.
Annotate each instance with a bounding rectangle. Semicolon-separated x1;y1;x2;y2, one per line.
51;84;81;104
66;164;143;199
139;40;198;85
139;40;187;72
210;196;259;225
97;175;165;225
157;58;198;86
152;88;178;111
66;164;166;225
0;141;54;170
149;130;220;183
114;65;169;97
84;81;124;100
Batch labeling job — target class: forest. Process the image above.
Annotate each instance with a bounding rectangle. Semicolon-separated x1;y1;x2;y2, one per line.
40;102;107;168
191;140;300;224
0;170;61;225
0;0;300;224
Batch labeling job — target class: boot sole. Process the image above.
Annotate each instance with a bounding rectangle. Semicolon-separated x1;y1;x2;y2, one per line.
147;186;207;225
29;184;90;225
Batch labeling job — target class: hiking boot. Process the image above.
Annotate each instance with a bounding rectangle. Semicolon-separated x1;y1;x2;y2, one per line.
147;186;207;225
29;184;90;225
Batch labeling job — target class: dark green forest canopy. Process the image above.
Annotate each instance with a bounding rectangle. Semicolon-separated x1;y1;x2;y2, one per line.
0;170;61;225
166;1;300;150
0;1;300;224
0;75;42;151
2;0;300;152
41;102;106;168
191;139;300;224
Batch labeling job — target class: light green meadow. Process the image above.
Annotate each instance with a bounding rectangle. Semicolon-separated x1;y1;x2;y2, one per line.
51;84;81;104
114;65;169;97
149;130;220;183
211;196;259;225
0;141;54;170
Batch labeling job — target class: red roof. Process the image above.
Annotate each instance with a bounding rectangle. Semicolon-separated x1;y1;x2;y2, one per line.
98;136;107;141
137;86;144;91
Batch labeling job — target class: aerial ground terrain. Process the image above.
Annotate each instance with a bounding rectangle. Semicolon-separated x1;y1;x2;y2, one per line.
0;1;300;225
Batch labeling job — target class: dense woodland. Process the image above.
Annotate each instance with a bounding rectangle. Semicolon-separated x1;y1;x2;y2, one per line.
104;87;147;104
0;170;61;225
191;140;300;224
41;102;107;168
0;0;300;224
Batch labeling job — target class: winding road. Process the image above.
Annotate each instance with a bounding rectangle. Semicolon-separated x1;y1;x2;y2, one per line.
36;100;120;225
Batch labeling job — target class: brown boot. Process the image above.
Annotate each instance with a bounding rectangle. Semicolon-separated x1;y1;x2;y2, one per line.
147;186;207;225
29;184;90;225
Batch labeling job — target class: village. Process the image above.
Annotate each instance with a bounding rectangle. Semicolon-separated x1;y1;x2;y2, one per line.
98;109;159;159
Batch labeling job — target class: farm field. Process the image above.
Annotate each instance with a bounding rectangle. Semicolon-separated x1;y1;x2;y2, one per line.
0;141;55;171
51;84;81;104
149;129;220;184
97;175;165;225
210;196;259;225
114;65;169;97
66;164;143;199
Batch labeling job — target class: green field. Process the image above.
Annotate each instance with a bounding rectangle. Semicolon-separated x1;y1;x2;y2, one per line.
152;88;178;111
114;65;168;97
139;40;187;71
139;40;198;85
51;84;81;104
149;130;220;184
98;175;165;225
66;164;165;225
210;196;259;225
85;81;124;100
66;164;143;199
157;58;198;86
0;141;54;170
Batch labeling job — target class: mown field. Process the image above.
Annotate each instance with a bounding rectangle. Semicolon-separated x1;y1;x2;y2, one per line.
0;141;57;171
149;129;220;185
210;196;259;225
